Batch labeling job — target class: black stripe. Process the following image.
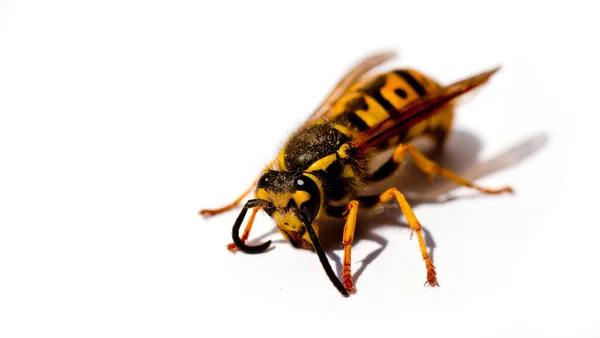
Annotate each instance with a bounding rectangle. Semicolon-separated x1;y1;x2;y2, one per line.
327;172;349;201
358;195;380;209
368;158;399;182
394;88;407;99
345;95;369;111
336;96;370;131
358;75;395;111
342;112;369;131
393;70;427;96
325;205;348;218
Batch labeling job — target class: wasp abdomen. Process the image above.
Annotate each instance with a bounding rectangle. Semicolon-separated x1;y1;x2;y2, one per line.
330;69;440;133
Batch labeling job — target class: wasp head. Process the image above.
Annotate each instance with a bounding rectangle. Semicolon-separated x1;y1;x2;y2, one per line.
230;169;347;296
255;170;322;250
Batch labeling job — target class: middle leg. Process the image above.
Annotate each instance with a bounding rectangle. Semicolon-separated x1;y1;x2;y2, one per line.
377;188;439;286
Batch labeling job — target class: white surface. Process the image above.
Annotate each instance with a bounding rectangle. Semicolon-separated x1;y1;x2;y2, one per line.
1;1;598;337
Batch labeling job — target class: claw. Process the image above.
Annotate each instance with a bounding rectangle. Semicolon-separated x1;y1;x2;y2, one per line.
424;269;439;287
226;242;240;253
343;277;356;294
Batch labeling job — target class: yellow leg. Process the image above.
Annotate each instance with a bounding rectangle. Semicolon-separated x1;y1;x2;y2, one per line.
200;181;257;217
379;188;438;287
341;200;360;294
227;207;259;252
200;160;277;217
393;144;513;194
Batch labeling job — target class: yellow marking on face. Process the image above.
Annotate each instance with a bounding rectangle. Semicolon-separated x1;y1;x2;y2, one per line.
277;149;287;171
256;188;294;209
354;95;390;126
255;188;268;201
272;210;304;232
272;193;294;209
306;153;337;172
256;188;311;211
276;223;318;251
292;190;311;208
342;165;355;178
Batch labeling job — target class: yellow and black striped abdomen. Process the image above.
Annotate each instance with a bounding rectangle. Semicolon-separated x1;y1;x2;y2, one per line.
330;69;453;145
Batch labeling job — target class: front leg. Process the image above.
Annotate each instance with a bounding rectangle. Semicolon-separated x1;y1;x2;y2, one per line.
341;200;360;294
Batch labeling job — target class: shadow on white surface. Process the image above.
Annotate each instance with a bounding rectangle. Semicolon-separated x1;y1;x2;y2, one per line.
315;129;549;289
217;129;548;293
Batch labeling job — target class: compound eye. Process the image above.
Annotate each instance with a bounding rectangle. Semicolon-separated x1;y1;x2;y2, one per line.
256;172;273;189
295;175;321;222
295;178;305;188
294;175;316;192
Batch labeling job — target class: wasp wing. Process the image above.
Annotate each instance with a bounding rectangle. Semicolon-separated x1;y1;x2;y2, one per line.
301;51;398;128
351;67;501;155
204;52;398;212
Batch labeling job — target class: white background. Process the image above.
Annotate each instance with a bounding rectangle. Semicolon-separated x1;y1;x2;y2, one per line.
1;1;598;337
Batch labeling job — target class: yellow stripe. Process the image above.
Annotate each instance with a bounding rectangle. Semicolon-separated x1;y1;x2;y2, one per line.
292;191;311;207
354;95;390;126
305;153;337;172
380;73;417;109
342;165;355;178
329;92;361;118
337;144;351;159
332;124;351;137
277;149;287;171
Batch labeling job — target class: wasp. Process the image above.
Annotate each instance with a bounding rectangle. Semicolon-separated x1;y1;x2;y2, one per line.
200;51;513;297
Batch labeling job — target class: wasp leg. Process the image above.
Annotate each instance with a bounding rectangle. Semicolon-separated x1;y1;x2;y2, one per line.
227;207;259;252
341;200;360;294
379;188;438;287
393;144;513;194
367;120;453;183
200;160;277;217
199;180;257;217
367;157;399;182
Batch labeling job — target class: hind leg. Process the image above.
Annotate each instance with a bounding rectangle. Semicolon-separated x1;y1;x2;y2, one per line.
367;105;454;183
425;103;454;157
392;143;513;194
